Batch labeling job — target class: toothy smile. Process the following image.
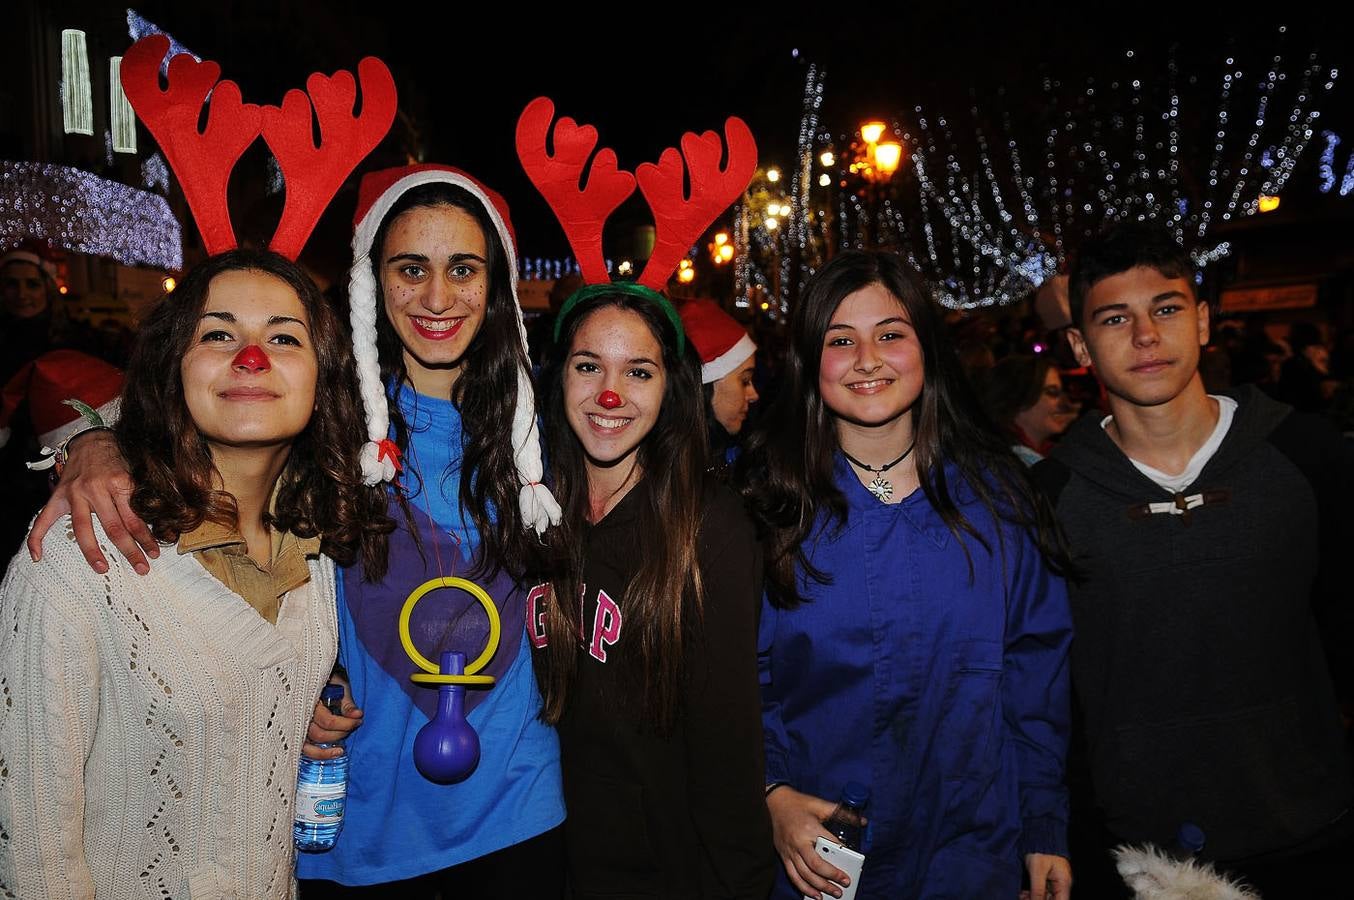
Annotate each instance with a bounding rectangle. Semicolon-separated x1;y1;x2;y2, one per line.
587;414;632;430
847;379;893;393
410;316;465;340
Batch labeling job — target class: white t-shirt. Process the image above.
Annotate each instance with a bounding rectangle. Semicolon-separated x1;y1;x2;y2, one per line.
1101;395;1238;494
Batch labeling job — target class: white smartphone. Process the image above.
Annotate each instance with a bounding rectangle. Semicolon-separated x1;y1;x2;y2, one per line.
803;836;865;900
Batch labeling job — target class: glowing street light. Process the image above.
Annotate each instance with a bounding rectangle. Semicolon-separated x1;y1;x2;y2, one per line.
874;142;903;178
861;120;887;145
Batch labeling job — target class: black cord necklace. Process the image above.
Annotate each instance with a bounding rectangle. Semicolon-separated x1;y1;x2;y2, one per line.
841;441;916;502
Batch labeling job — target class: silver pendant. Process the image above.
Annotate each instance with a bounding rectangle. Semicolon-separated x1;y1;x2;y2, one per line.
867;476;893;501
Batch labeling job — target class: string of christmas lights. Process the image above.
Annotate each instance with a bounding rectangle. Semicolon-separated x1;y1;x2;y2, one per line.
0;161;183;269
904;34;1338;308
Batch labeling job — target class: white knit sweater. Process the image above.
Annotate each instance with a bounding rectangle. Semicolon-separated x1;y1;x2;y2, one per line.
0;517;338;899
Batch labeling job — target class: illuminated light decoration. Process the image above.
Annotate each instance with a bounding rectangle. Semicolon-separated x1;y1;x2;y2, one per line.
861;121;886;144
714;232;728;246
765;216;779;230
141;153;169;193
719;244;734;261
109;57;137;154
677;258;695;283
902;35;1336;308
0;160;183;269
1317;130;1354;196
617;260;633;277
58;285;69;295
161;276;176;292
61;30;94;136
1257;194;1281;212
766;168;781;182
820;151;835;167
819;173;831;187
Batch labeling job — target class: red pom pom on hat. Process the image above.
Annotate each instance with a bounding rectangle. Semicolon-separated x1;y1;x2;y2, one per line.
676;298;756;384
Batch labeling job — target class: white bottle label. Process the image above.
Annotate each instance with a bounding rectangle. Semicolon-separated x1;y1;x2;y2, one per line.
295;782;346;824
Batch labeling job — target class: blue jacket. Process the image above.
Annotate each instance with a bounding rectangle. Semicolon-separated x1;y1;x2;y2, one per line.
759;458;1072;899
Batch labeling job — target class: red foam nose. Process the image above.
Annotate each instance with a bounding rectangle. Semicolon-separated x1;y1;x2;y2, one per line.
232;344;271;373
597;390;622;409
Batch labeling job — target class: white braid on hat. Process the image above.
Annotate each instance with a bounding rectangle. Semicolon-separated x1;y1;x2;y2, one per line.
348;169;561;535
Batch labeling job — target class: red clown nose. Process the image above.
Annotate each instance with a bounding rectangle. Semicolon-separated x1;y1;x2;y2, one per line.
232;344;271;373
597;390;622;409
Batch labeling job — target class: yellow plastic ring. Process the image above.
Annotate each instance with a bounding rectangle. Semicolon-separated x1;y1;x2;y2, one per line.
410;673;498;686
397;576;502;678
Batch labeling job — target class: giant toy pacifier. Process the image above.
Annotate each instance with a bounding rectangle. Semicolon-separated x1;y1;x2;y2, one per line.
397;576;501;784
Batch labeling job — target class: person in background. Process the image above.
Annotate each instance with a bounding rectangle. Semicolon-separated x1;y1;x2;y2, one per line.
979;354;1079;465
1036;222;1354;900
739;249;1074;900
677;297;759;466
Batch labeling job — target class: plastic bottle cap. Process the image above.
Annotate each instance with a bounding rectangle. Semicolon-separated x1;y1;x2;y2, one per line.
1176;821;1206;854
842;781;871;807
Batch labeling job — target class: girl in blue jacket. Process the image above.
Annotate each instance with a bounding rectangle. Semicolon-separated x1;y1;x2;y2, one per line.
737;250;1075;900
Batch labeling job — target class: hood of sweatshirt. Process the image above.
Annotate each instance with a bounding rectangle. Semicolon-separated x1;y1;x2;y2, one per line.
1047;384;1292;503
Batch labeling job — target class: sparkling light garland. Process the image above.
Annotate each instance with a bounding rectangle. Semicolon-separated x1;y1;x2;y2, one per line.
1317;130;1354;196
109;57;137;154
0;161;183;269
905;35;1337;308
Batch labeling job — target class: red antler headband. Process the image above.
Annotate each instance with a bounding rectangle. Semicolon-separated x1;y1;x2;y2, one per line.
120;34;396;260
515;97;758;352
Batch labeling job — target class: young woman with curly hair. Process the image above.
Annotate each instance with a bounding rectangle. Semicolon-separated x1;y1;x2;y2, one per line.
0;249;390;898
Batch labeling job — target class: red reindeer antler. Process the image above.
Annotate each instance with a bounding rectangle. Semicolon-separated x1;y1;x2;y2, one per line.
516;97;636;284
635;118;757;291
120;34;262;256
261;58;397;260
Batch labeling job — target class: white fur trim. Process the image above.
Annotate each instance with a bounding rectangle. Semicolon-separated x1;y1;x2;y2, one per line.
37;397;121;449
1113;844;1261;900
348;170;560;529
699;332;756;384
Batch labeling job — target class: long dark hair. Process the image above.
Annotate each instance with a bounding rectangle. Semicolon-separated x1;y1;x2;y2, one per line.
736;250;1070;607
117;249;393;574
537;292;708;728
369;183;538;579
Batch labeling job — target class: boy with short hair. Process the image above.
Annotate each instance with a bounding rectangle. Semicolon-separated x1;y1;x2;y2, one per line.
1035;222;1354;898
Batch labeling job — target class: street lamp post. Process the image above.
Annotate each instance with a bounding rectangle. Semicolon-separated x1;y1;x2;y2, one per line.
850;120;905;248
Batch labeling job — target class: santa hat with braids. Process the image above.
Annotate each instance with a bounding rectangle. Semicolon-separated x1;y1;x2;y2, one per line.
347;163;560;536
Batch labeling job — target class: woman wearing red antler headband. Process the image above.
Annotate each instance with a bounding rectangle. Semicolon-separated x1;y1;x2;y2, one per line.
0;35;397;895
7;34;415;898
292;164;568;895
519;97;775;898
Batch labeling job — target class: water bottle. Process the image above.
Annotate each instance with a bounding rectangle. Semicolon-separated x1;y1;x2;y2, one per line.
822;781;871;851
294;684;349;852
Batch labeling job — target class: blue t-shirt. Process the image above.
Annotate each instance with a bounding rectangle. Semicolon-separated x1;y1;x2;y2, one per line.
296;385;564;885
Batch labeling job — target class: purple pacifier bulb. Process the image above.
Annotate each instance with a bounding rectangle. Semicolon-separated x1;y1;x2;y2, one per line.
412;651;482;784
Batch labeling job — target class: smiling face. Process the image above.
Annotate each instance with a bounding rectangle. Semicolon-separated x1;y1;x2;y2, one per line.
1066;265;1209;408
1;261;51;319
1012;366;1077;448
710;355;758;434
563;305;667;477
817;282;925;430
180;269;317;452
379;203;490;396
